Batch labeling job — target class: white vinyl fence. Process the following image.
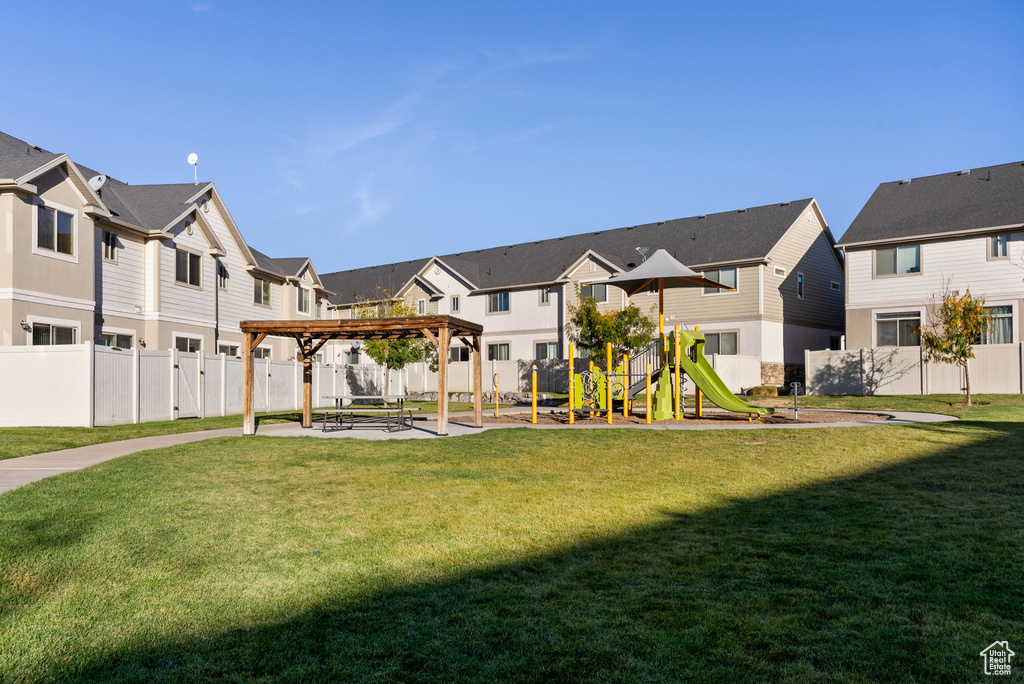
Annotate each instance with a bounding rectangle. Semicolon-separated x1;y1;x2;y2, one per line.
406;354;763;395
0;343;405;427
805;345;1024;396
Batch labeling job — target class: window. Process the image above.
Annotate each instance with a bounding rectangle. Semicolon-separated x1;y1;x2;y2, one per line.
774;266;786;277
102;231;118;262
797;272;804;299
875;245;920;276
254;278;271;306
535;342;559;359
703;268;737;294
831;280;842;292
218;344;239;356
36;204;75;256
581;283;608;303
32;323;76;345
175;336;201;353
297;287;310;314
589;262;596;272
539;287;551;305
487;343;511;361
99;332;132;349
175;249;201;287
451;295;460;313
829;336;843;351
704;332;737;355
450;347;470;362
344;348;360;364
217;262;228;290
488;291;510;313
316;298;324;318
990;235;1009;259
253;347;271;360
417;299;426;315
980;306;1013;344
876;311;921;347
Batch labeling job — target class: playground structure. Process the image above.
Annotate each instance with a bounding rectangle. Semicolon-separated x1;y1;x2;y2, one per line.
544;325;772;424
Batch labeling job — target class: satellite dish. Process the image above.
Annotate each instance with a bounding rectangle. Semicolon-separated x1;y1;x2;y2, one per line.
635;246;650;262
88;174;107;192
187;153;198;165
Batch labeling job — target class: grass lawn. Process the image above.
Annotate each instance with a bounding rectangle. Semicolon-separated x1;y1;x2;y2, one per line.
1;399;1022;681
0;401;506;461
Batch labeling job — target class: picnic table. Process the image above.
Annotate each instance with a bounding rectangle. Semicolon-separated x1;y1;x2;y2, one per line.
319;395;419;432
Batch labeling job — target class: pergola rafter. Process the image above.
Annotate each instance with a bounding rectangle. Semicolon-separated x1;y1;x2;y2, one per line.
239;315;484;437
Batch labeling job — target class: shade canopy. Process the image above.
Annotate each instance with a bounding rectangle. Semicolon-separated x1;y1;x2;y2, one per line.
594;249;733;295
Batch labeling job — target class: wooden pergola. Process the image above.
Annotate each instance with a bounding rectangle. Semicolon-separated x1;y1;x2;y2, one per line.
239;316;484;437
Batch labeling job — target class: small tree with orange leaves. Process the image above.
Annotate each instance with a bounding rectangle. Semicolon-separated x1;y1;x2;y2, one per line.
918;288;991;406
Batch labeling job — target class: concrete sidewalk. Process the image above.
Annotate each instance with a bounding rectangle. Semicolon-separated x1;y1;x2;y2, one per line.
0;409;956;494
0;423;295;494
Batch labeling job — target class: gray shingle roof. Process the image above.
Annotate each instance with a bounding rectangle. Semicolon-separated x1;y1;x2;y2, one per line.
248;248;316;280
320;199;814;303
839;161;1024;246
100;183;207;231
0;152;63;181
320;258;432;306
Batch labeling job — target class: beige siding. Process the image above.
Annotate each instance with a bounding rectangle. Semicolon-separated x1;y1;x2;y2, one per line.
404;283;439;314
96;228;145;316
625;265;761;324
568;257;625;314
765;204;845;329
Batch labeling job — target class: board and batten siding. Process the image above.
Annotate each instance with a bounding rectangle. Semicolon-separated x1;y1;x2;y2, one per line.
764;204;845;329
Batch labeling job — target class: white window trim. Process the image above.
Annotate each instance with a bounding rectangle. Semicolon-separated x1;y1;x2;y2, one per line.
486;291;512;315
99;326;136;349
981;301;1016;345
171;331;205;352
254;345;273;360
701;268;739;297
539;287;551;306
254;277;272;307
296;285;311;316
216;261;228;290
173;247;203;289
32;197;79;264
535;340;560;360
703;330;740;356
102;230;119;264
450;295;460;313
871;308;922;348
774;266;787;277
417;298;426;315
872;244;924;279
987;234;1010;261
25;314;82;346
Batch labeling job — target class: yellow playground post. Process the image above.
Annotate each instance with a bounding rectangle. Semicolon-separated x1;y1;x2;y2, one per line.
531;365;538;424
588;360;595;417
623;354;630;417
606;342;613;425
694;326;703;418
568;343;575;425
493;372;500;418
674;325;681;420
645;363;652;424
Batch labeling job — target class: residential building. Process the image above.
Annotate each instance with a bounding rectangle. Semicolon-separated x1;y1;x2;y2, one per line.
837;161;1024;350
321;199;845;383
0;131;331;359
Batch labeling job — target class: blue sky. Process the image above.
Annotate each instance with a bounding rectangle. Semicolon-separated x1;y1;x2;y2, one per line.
4;1;1022;272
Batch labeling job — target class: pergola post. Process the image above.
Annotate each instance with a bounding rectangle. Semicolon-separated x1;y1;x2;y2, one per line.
301;337;313;428
472;333;483;427
243;331;255;436
437;325;449;436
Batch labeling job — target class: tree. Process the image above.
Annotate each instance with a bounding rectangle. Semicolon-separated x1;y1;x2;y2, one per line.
567;287;655;358
354;290;427;395
918;287;991;406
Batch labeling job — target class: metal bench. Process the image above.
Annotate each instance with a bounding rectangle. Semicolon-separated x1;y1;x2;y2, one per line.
319;406;419;432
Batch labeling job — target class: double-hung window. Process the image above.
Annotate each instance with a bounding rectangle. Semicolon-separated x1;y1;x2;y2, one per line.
980;306;1013;344
254;278;271;306
175;249;201;287
217;262;228;289
417;299;426;315
539;287;551;305
703;268;737;294
876;311;920;346
704;332;737;355
451;295;460;313
488;291;510;313
102;231;118;262
218;344;240;356
297;286;311;314
487;343;510;361
36;203;75;257
875;245;921;276
990;235;1009;259
253;347;272;360
581;283;608;303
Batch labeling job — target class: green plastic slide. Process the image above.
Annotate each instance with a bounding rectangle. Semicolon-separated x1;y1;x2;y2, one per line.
676;330;773;416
